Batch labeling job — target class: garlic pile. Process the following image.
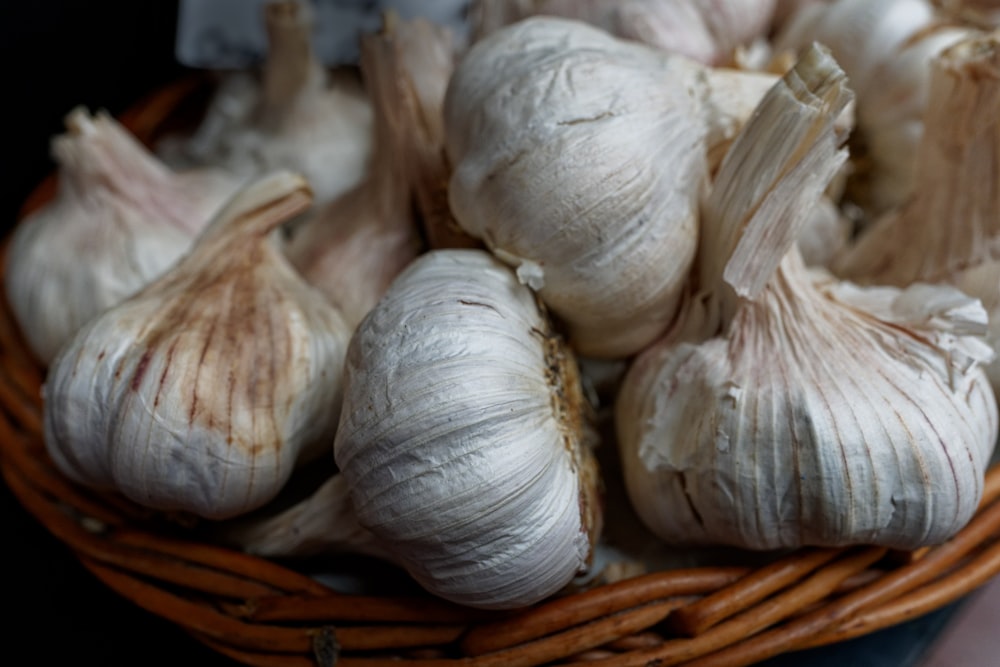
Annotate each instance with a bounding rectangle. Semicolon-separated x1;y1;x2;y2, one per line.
5;107;242;365
284;17;423;329
444;16;778;358
616;44;999;551
166;0;373;209
775;0;976;216
469;0;778;66
835;31;1000;391
42;171;350;520
333;249;602;609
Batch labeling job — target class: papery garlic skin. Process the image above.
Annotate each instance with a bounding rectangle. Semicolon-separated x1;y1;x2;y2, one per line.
43;172;350;520
5;108;242;364
285;16;424;329
469;0;777;65
171;0;373;208
334;249;602;609
775;0;973;215
617;44;999;552
446;17;721;358
620;258;998;549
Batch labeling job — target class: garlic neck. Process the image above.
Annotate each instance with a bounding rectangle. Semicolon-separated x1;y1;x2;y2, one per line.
260;0;326;125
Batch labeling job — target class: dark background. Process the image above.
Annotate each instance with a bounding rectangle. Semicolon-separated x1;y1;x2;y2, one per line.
0;2;978;665
1;2;241;664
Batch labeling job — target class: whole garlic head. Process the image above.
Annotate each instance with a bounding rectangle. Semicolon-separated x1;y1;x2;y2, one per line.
617;45;999;551
334;249;602;609
172;0;373;208
445;17;776;359
4;107;242;365
43;171;351;520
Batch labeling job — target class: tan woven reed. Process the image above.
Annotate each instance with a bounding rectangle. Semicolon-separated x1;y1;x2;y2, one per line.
3;77;1000;667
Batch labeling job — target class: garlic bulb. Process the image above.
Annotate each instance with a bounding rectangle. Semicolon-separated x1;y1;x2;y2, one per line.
469;0;777;66
835;31;1000;391
775;0;975;216
334;249;602;609
4;107;242;365
170;0;373;208
445;16;777;359
617;45;999;551
284;19;423;329
42;171;350;520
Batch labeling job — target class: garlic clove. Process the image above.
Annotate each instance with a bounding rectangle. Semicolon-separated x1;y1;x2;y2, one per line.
334;248;602;609
617;44;998;551
4;107;243;365
168;0;373;208
42;171;351;520
284;15;424;330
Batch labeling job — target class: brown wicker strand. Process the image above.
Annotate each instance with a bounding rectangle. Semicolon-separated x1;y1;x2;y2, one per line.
193;634;318;667
0;370;41;438
660;497;1000;667
559;546;887;667
668;547;845;636
243;593;500;624
804;532;1000;648
460;568;748;656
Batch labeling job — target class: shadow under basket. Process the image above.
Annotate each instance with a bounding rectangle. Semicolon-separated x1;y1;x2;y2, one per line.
3;77;1000;667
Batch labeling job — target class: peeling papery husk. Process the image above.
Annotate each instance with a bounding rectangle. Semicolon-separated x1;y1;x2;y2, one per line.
616;44;999;552
42;171;351;520
334;249;602;609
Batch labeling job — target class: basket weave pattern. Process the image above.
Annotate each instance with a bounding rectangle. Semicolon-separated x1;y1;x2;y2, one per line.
3;79;1000;667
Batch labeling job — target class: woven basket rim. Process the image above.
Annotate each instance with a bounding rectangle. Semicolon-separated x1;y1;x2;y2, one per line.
2;75;1000;667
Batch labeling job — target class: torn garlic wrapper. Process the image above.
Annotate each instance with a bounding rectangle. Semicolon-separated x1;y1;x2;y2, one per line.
445;16;777;359
5;107;242;365
42;172;351;520
617;45;999;551
334;249;602;609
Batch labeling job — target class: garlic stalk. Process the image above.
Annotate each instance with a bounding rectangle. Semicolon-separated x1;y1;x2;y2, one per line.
169;0;373;208
334;249;602;609
834;31;1000;390
469;0;778;66
617;44;999;551
775;0;975;216
42;171;351;520
284;18;423;329
4;107;242;365
445;16;777;359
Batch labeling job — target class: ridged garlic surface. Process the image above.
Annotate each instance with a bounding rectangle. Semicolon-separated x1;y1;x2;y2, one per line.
43;172;350;520
617;45;999;551
4;107;242;365
445;17;777;359
469;0;777;65
334;249;602;609
169;0;373;208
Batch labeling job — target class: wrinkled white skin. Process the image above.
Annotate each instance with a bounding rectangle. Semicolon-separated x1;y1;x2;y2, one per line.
169;0;373;207
4;108;242;365
446;17;708;359
334;249;600;609
617;45;999;552
470;0;777;65
43;172;350;520
775;0;974;215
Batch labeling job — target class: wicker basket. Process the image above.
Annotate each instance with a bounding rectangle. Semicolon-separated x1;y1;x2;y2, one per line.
3;77;1000;667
